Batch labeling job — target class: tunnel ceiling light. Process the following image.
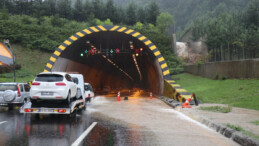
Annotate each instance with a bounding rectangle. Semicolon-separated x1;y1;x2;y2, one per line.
132;54;142;81
101;55;133;81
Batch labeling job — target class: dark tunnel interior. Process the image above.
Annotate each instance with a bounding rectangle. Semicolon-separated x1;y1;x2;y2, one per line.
51;31;164;95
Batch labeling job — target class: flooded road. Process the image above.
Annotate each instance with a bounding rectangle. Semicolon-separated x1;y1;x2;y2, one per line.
0;92;239;146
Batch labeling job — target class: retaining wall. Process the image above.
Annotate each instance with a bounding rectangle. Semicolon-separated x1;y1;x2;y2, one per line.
184;59;259;79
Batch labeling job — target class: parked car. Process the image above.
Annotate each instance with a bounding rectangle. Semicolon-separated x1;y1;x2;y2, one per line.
0;82;30;109
30;72;77;105
84;83;94;102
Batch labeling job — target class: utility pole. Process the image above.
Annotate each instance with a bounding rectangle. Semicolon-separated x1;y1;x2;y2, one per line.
3;39;16;82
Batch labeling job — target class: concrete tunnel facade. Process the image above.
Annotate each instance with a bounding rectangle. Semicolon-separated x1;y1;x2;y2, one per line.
44;25;190;99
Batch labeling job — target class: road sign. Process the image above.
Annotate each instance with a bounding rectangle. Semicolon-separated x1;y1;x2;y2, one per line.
115;48;120;54
110;49;114;54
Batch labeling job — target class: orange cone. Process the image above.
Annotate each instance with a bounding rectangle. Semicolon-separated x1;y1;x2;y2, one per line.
182;95;192;108
117;91;120;102
150;92;152;100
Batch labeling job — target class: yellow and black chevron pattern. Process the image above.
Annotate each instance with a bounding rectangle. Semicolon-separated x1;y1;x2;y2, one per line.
44;25;189;102
163;79;192;102
44;25;170;79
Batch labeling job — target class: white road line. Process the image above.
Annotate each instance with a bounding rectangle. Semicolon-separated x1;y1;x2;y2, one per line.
71;122;98;146
0;121;7;125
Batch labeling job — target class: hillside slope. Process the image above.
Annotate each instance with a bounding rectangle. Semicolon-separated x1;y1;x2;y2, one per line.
113;0;249;31
0;45;51;82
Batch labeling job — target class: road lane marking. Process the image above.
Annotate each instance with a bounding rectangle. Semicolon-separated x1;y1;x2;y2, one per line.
0;121;7;125
71;122;98;146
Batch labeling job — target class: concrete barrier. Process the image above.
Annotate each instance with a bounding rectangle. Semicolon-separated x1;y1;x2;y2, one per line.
184;59;259;79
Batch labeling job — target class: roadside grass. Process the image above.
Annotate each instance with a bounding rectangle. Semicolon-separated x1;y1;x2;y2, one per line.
199;105;232;113
251;121;259;126
0;44;51;82
226;123;259;139
173;73;259;110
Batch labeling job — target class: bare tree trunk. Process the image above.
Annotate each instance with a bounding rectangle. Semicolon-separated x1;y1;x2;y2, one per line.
220;45;223;61
228;42;232;60
242;40;245;60
214;48;216;62
223;44;226;60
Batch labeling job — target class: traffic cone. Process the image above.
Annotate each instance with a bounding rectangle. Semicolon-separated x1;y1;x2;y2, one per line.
150;92;152;100
117;91;120;102
182;95;192;108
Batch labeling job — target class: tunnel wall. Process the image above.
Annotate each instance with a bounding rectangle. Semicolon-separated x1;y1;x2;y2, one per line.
52;57;132;91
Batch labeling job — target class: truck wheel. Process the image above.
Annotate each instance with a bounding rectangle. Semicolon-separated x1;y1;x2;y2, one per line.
8;104;13;110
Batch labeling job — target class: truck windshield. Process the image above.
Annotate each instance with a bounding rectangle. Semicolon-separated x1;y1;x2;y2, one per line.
0;84;17;91
35;74;63;82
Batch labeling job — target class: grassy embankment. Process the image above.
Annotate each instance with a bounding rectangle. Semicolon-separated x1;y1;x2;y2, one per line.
0;44;51;82
173;73;259;110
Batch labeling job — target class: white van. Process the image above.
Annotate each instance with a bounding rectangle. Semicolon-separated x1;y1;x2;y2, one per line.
70;74;85;100
84;83;94;102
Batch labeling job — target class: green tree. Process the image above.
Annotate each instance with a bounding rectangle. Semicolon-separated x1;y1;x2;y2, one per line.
92;0;104;20
83;0;93;17
104;0;117;22
0;6;9;20
57;0;71;19
146;1;160;25
245;0;259;27
156;12;174;34
137;7;146;23
126;2;137;25
73;0;84;21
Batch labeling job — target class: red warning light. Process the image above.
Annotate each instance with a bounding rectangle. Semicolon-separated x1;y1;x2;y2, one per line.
90;48;95;55
115;48;120;54
135;49;140;53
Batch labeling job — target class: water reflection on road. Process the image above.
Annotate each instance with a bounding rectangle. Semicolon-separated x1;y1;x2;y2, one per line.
0;91;239;146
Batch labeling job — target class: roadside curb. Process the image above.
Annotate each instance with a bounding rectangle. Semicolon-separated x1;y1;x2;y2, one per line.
159;96;259;146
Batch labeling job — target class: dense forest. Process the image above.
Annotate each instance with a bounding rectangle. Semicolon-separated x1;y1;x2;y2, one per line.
192;0;259;61
112;0;249;32
0;0;160;26
0;0;258;70
0;0;183;74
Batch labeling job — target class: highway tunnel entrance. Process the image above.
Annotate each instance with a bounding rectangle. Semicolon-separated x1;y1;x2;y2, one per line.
44;25;171;95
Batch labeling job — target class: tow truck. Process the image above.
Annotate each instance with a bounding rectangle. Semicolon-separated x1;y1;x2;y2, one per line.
20;73;86;115
20;99;86;114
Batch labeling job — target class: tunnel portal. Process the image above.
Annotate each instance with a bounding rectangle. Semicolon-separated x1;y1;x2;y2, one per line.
44;25;171;95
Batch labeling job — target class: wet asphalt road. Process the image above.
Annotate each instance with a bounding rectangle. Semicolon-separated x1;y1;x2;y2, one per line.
0;107;118;146
0;93;239;146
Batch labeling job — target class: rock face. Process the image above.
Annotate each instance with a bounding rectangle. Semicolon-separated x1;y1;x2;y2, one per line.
176;41;206;65
174;28;208;65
